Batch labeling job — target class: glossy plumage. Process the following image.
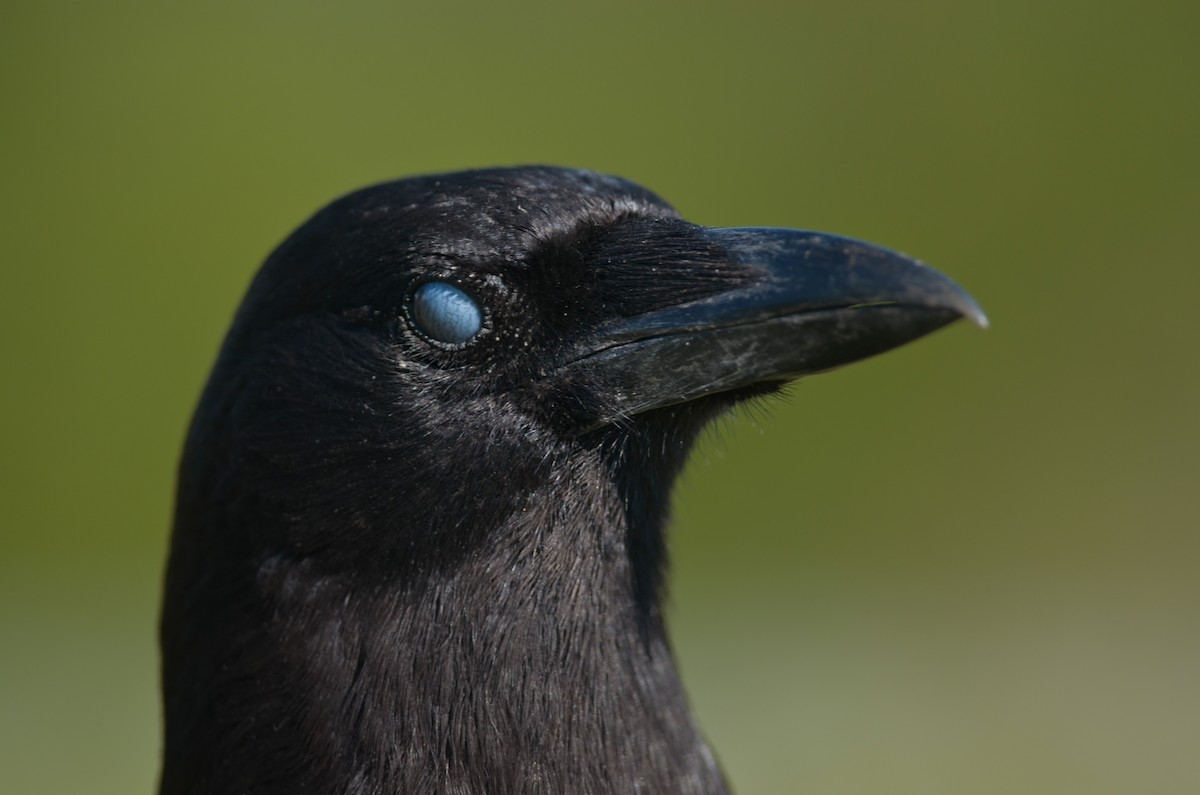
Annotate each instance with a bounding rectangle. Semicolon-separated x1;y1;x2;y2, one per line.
161;167;981;794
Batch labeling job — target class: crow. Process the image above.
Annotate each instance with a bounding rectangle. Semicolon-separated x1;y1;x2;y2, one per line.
161;166;985;795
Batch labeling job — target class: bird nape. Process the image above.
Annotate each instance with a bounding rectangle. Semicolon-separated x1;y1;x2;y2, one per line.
161;166;984;795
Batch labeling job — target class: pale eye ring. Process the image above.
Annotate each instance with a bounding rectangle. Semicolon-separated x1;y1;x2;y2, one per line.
409;281;483;345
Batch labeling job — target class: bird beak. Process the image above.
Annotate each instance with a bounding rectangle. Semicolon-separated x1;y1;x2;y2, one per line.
564;227;987;429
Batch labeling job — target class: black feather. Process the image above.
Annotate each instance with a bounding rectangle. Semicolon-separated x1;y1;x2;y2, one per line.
162;166;981;794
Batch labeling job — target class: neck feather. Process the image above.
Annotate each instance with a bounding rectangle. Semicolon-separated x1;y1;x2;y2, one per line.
161;441;728;795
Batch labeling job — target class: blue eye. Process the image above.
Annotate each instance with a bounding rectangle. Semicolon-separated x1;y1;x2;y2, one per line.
410;281;483;345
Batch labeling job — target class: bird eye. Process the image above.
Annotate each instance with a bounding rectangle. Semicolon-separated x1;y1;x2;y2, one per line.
409;281;483;345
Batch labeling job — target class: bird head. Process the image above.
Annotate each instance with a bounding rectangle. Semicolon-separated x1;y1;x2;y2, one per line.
164;166;984;795
179;166;981;581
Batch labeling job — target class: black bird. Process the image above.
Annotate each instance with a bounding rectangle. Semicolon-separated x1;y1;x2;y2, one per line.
161;166;984;794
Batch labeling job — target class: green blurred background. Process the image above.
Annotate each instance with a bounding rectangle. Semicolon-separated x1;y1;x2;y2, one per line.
2;1;1197;792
